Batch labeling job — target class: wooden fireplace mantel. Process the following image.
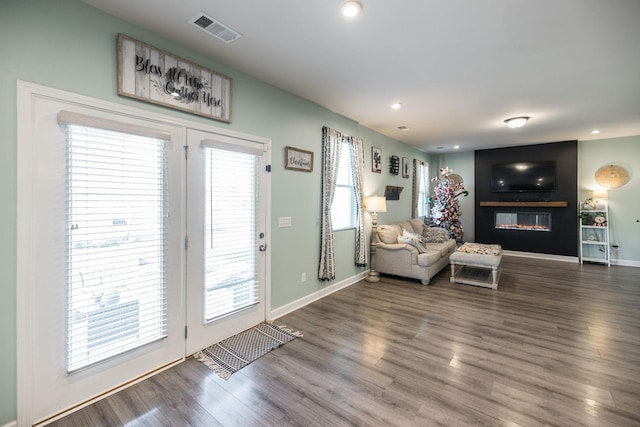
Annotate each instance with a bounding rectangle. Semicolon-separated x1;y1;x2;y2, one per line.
479;201;568;208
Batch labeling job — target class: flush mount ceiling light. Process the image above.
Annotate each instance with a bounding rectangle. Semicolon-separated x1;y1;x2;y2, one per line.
504;116;530;129
391;102;402;110
341;1;363;17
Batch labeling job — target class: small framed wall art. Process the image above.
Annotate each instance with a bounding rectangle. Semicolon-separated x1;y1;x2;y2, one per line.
285;146;314;172
402;157;410;178
372;147;382;173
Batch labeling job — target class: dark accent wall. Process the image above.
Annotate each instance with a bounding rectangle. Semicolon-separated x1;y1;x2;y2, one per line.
475;141;578;256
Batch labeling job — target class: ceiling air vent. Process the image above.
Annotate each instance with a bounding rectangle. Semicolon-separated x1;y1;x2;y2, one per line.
190;12;242;44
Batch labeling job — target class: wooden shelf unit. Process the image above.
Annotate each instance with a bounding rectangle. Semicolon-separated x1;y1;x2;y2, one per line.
479;201;568;207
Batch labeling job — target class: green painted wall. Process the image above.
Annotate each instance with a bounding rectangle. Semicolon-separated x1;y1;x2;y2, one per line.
0;0;427;423
578;136;640;264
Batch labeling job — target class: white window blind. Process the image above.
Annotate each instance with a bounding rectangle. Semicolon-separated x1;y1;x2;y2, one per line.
203;145;260;321
64;122;169;372
331;141;356;230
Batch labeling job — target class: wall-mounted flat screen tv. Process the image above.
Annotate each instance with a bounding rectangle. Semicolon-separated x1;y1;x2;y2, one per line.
491;161;556;192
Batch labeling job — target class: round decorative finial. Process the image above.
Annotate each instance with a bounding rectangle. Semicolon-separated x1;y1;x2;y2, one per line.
594;164;630;189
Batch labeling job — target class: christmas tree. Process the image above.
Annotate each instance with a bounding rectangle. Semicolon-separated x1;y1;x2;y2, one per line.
428;167;469;243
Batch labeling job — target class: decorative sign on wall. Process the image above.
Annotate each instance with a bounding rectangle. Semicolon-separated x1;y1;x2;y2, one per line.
284;146;314;172
117;34;232;123
390;155;400;175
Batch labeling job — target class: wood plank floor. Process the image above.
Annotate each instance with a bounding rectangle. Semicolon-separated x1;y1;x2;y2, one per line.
49;256;640;426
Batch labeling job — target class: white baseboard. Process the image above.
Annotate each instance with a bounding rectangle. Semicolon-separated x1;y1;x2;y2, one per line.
269;271;368;320
2;421;17;427
503;250;639;268
611;259;640;267
503;250;579;263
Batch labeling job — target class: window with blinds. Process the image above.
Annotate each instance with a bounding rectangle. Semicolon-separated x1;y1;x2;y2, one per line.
331;141;356;230
203;145;259;321
65;123;168;373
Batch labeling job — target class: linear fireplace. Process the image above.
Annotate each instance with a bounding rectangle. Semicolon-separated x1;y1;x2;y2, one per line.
495;212;551;232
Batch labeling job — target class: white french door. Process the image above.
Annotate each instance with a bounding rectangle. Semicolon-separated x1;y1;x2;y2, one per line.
185;129;268;355
18;83;270;425
20;92;185;425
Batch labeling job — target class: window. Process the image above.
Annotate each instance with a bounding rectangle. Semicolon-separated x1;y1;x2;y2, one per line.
331;141;356;230
65;123;168;372
202;144;260;321
418;162;430;218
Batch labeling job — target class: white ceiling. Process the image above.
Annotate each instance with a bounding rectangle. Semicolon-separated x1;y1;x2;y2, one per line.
82;0;640;153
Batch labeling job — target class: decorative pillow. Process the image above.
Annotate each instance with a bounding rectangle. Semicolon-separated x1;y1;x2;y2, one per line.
377;224;402;244
423;226;447;243
409;218;425;235
398;221;414;234
398;228;428;253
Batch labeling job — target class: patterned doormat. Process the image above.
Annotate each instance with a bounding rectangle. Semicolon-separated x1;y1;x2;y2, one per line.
193;322;302;380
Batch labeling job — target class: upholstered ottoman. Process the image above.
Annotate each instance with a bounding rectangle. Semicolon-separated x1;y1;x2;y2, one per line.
449;243;502;289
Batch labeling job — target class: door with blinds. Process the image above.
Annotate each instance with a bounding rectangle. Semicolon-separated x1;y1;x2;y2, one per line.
185;129;268;355
21;92;185;425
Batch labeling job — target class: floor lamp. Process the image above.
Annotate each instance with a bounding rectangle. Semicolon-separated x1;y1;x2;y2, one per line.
365;196;387;282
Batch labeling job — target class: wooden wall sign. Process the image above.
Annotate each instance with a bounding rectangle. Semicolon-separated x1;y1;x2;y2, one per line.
284;146;314;172
118;34;232;123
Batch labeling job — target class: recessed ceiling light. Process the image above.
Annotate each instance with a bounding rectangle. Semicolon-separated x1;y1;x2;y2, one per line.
591;129;601;134
504;116;530;129
453;145;460;150
341;1;362;17
391;102;402;110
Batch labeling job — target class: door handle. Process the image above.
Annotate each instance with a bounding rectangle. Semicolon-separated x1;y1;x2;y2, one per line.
259;245;267;252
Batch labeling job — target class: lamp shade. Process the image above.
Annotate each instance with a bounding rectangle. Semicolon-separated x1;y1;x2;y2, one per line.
593;190;608;200
365;196;387;213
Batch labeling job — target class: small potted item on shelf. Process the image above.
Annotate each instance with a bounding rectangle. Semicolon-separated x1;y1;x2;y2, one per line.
581;197;596;210
579;211;592;225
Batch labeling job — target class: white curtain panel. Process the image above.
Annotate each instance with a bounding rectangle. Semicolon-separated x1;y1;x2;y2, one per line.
349;136;366;266
318;127;342;280
412;159;422;219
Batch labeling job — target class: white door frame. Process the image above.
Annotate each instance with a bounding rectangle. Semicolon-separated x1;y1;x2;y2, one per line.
16;81;271;426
